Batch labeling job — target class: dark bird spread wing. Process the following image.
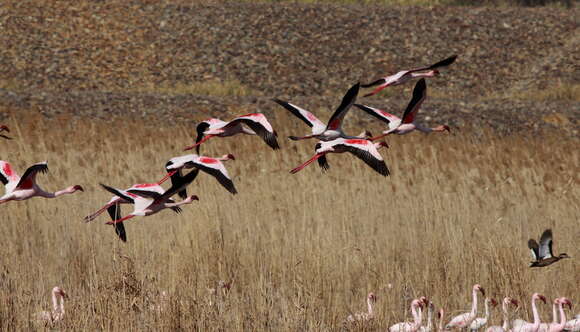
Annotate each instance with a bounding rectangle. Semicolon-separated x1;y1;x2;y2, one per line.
170;168;194;199
107;204;127;242
528;239;539;261
127;189;162;200
100;184;135;203
16;162;48;189
158;168;200;202
539;229;553;259
0;134;12;140
401;79;427;124
194;163;237;194
272;98;324;129
318;154;330;172
326;83;360;131
195;121;210;154
342;145;390;176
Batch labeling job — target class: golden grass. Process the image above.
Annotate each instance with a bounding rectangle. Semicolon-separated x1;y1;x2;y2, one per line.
0;114;578;331
512;83;580;102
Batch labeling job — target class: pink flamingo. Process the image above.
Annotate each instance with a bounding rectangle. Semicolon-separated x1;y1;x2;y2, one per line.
184;113;279;153
390;298;426;332
165;153;237;197
445;284;486;329
539;298;564;332
290;138;390;176
470;298;499;331
0;125;11;139
273;83;370;141
512;293;546;332
0;161;83;204
564;312;580;332
546;298;571;332
346;292;377;323
37;286;67;325
99;179;199;225
354;79;450;141
361;55;457;97
486;297;519;332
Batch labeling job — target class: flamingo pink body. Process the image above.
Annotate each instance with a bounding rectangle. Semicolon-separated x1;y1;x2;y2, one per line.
0;161;83;204
355;79;449;141
470;298;499;331
37;286;67;326
346;292;377;323
445;284;486;329
542;298;571;332
512;293;547;332
390;298;425;332
185;113;279;152
486;297;519;332
290;138;390;176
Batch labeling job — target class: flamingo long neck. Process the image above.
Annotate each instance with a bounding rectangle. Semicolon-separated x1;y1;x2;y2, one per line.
410;71;437;79
484;300;490;320
51;291;59;312
552;302;558;323
501;302;509;330
58;295;65;314
40;187;75;198
367;298;374;317
556;301;566;328
412;303;422;327
531;297;541;328
470;289;478;316
426;306;433;329
438;311;445;331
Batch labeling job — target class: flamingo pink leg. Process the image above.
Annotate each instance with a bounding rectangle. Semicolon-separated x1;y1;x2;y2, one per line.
184;134;214;151
105;214;135;225
290;153;325;174
157;170;177;184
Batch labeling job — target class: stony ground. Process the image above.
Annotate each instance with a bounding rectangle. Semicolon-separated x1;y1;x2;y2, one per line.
0;1;578;135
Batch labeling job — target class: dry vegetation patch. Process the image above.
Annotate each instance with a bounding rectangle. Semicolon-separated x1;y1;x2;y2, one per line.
0;116;577;330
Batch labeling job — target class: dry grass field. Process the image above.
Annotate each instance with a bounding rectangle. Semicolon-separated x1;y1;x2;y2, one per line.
0;113;577;331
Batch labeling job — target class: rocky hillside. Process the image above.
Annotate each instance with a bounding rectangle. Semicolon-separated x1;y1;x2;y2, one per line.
0;1;578;134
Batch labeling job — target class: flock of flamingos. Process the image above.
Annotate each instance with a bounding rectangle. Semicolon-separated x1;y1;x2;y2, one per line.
1;55;577;329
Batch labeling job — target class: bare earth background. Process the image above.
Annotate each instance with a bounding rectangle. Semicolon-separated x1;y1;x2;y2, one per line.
0;1;578;331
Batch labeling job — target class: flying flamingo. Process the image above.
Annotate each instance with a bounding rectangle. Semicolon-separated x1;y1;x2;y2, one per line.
0;161;83;204
354;79;450;141
0;125;11;139
184;113;279;153
346;292;377;323
389;298;426;332
37;286;67;326
512;293;546;332
528;229;570;267
273;83;371;141
290;138;390;176
445;284;486;330
165;153;237;198
361;55;457;97
470;298;499;331
486;297;519;332
100;175;199;225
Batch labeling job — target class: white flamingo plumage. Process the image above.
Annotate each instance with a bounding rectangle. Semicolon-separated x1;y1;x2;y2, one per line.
545;298;571;332
273;83;369;141
564;313;580;332
184;113;279;153
0;161;83;204
290;138;390;176
165;153;237;197
346;292;377;323
37;286;67;326
512;293;547;332
470;298;499;331
361;55;457;97
355;79;449;141
445;284;486;330
389;298;426;332
485;297;519;332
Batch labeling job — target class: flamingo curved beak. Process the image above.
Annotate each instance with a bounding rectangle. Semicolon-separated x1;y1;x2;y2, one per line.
510;299;519;307
74;185;84;192
538;295;547;304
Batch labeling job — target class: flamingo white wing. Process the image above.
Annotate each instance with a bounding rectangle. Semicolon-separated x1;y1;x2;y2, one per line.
15;161;48;189
408;55;458;73
339;139;390;176
191;156;237;194
229;113;280;150
354;104;402;129
447;313;474;329
272;99;326;134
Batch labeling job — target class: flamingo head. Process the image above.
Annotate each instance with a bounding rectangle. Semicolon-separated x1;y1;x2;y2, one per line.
533;293;546;304
188;195;199;202
490;298;498;307
558;298;572;310
0;125;9;132
504;297;518;308
473;284;485;296
412;299;424;309
431;70;440;77
52;286;68;298
558;253;570;259
419;296;429;306
376;141;389;149
224;154;235;161
441;125;451;132
367;292;377;302
72;185;84;192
